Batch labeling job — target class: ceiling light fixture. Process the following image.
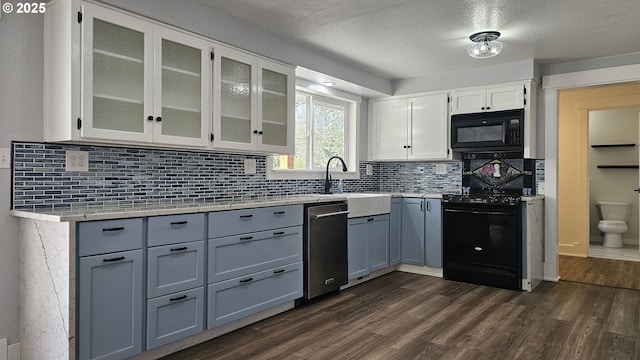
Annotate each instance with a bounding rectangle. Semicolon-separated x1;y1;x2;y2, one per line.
467;31;503;59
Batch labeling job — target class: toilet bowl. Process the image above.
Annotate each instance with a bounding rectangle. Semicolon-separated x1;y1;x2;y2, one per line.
596;201;632;248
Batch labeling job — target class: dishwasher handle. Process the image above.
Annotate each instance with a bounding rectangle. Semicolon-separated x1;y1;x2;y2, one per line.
312;210;350;219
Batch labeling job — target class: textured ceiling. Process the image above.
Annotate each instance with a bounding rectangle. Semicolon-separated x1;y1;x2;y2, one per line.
194;0;640;80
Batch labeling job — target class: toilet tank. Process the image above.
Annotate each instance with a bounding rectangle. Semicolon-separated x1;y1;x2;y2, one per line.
596;201;632;221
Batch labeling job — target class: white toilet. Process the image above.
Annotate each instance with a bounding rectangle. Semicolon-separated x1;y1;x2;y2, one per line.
596;201;632;248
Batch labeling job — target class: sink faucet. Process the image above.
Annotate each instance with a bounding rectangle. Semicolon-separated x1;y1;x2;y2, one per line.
324;156;348;194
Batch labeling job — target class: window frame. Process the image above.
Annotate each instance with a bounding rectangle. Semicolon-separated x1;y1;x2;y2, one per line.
266;82;360;180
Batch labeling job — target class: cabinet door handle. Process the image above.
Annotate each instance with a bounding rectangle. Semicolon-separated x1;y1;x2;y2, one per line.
367;218;373;222
147;116;154;121
170;220;188;226
239;277;253;283
258;130;263;135
273;211;286;215
103;256;125;262
155;116;162;122
420;202;423;211
170;246;188;252
426;201;431;212
239;214;253;219
102;227;125;232
273;269;285;274
486;106;491;110
273;231;285;236
481;107;485;110
253;130;259;134
240;236;253;241
169;295;188;302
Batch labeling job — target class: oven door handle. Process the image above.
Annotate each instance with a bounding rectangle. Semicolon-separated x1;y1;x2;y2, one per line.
312;210;350;219
444;208;515;216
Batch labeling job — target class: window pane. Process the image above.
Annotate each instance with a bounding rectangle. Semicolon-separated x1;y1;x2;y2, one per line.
312;102;345;169
293;95;308;169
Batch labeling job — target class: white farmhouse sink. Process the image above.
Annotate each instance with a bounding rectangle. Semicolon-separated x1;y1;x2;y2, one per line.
315;193;391;218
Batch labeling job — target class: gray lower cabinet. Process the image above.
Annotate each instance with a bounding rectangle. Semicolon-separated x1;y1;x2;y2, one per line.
401;198;425;266
146;213;206;350
424;199;442;268
147;287;205;350
389;198;402;266
77;218;144;360
348;214;390;280
78;249;143;360
207;262;303;328
207;205;304;329
347;217;370;279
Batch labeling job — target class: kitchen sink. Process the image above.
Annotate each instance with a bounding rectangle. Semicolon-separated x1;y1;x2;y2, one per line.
315;193;391;218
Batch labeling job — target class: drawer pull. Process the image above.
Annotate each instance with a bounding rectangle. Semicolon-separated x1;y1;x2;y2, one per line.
169;295;188;302
273;211;286;215
273;269;285;274
273;231;285;236
170;221;188;226
103;256;125;262
239;214;254;219
240;236;253;241
170;246;188;252
239;277;253;283
102;227;125;232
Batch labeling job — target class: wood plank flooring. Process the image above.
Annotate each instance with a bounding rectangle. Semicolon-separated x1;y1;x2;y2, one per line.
161;272;640;360
559;255;640;290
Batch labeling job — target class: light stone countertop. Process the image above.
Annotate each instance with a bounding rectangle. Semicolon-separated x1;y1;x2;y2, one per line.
10;194;349;222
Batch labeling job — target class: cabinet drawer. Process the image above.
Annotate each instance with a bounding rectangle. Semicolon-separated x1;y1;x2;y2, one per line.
207;262;302;329
78;218;143;257
147;241;205;298
147;213;205;247
146;287;205;350
208;205;302;238
208;226;302;283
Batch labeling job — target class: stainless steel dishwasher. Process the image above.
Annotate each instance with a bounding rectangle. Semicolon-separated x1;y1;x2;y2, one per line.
301;201;349;301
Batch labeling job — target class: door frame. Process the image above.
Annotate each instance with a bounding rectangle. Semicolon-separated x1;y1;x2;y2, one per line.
542;63;640;281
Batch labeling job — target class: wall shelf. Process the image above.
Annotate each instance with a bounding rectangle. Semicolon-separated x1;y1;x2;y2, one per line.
591;144;636;148
596;165;639;169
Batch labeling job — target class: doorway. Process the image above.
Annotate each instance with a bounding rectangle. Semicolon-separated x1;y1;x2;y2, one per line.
557;82;640;288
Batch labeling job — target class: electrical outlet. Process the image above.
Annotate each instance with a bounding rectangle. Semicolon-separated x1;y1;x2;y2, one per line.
366;164;373;176
537;182;546;195
66;150;89;172
244;158;256;174
435;163;447;175
0;148;10;169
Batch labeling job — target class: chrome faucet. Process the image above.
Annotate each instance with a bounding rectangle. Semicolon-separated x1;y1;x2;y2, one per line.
324;156;348;194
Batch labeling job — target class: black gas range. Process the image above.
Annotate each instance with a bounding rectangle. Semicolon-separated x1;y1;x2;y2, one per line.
441;152;535;291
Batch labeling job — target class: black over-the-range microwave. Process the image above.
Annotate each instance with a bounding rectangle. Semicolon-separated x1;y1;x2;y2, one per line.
450;108;524;152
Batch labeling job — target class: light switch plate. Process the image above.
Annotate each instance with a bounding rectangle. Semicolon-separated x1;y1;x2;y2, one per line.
537;182;545;195
244;158;256;174
66;150;89;172
435;163;447;175
0;148;10;169
366;164;373;176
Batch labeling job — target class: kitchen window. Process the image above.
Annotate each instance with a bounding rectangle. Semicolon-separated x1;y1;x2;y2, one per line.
266;86;359;180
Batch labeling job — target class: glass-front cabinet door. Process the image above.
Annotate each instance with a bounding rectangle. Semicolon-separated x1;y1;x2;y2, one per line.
154;28;210;147
213;48;257;151
258;61;294;154
81;4;154;142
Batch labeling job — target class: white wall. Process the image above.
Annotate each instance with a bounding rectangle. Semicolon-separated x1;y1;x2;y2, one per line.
588;107;640;244
0;12;44;343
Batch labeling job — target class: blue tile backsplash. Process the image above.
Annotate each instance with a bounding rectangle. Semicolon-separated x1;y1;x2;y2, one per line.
11;142;544;209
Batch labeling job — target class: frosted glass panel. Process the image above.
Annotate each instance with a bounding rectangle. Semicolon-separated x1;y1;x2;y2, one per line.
220;117;251;143
221;82;251;120
93;19;143;60
161;39;202;139
221;57;251;84
262;123;287;147
92;19;145;132
262;92;287;125
161;108;201;138
262;69;286;94
220;57;252;132
94;97;144;132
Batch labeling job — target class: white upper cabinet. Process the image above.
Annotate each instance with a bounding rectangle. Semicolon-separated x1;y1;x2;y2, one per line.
78;3;210;147
213;47;294;154
370;93;449;161
450;84;524;114
45;0;293;154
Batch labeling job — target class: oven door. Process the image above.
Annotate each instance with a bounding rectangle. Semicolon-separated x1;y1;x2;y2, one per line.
442;203;522;289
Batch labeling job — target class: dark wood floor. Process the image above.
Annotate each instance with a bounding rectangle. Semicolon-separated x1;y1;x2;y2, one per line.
559;255;640;290
162;272;640;360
